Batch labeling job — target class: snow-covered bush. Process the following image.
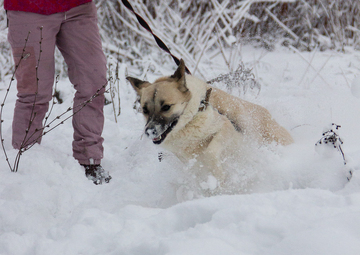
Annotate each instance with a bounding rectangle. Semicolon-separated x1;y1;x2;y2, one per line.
244;0;360;51
0;0;359;82
95;0;360;77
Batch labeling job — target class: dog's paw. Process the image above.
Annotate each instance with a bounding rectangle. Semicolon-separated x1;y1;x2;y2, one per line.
200;175;219;191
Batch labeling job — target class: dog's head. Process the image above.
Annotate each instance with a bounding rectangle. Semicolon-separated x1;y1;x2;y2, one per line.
127;59;191;144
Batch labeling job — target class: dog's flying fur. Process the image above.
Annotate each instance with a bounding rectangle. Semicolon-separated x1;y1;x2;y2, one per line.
127;59;293;184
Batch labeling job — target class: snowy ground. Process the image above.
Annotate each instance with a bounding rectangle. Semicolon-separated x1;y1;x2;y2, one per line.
1;45;360;255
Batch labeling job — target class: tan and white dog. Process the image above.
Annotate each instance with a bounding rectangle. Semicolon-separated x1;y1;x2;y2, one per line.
127;59;293;185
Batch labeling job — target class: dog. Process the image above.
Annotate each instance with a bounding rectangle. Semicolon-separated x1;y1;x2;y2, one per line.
127;59;293;186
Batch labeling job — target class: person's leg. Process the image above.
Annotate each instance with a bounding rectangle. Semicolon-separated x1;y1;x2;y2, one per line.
55;2;107;165
7;11;62;149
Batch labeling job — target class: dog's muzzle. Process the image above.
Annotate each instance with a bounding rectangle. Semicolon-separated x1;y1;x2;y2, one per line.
145;118;179;145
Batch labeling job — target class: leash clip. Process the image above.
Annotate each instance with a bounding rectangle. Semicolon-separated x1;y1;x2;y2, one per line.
199;88;212;112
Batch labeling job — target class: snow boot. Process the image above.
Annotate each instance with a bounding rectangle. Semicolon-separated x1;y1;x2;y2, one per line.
82;164;112;185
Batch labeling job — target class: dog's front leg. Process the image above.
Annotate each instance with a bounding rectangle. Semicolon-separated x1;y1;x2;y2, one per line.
202;150;225;184
202;120;236;186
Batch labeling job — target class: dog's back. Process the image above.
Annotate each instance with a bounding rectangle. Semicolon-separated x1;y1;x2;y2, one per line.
207;85;294;145
184;74;293;146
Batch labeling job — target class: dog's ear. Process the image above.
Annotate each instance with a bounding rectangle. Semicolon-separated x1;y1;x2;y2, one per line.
171;59;188;93
126;77;149;95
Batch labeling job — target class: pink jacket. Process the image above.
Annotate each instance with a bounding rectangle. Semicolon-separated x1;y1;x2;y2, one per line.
4;0;92;15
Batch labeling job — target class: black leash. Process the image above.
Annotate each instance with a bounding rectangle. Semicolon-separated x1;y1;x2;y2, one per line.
121;0;191;74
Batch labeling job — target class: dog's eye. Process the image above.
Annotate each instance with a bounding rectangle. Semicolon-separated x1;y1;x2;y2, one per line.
161;105;171;112
142;106;149;114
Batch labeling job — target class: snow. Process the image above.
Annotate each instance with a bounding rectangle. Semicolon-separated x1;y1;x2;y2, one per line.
1;45;360;255
351;75;360;99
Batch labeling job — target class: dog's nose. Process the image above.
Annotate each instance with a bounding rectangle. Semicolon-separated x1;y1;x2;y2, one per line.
145;127;158;139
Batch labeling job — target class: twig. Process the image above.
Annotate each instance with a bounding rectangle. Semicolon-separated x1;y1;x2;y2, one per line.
308;54;332;86
116;60;121;116
215;25;231;71
24;83;108;152
264;7;306;48
23;74;61;146
13;27;44;172
193;0;230;75
0;31;31;172
315;123;353;180
288;45;331;87
44;75;60;128
20;27;43;147
339;67;350;88
297;46;317;87
108;63;118;123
